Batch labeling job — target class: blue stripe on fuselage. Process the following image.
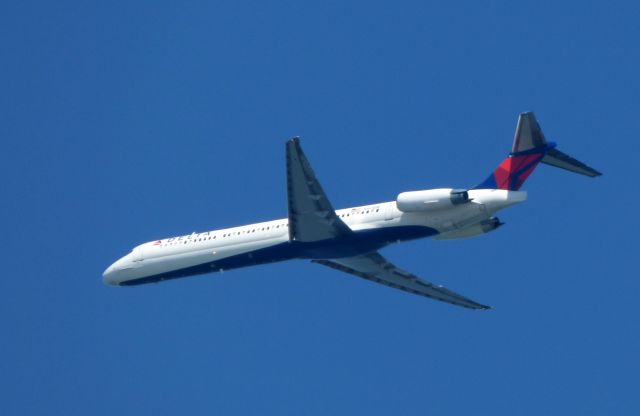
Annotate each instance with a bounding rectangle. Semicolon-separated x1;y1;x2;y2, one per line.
119;225;437;286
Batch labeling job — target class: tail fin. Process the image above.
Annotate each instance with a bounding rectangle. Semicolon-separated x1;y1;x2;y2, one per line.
474;112;601;190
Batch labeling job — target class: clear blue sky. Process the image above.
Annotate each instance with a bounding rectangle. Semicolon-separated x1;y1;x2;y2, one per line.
1;1;638;414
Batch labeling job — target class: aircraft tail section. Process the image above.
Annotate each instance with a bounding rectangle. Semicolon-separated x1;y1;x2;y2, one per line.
474;112;601;190
540;148;602;177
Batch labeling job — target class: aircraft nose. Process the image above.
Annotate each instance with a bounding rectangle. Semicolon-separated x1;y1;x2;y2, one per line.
102;264;120;286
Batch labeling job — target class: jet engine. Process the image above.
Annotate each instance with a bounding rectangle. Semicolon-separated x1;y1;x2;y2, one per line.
396;188;470;213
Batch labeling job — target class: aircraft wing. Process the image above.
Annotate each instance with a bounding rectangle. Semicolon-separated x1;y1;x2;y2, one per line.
313;253;490;310
286;138;352;242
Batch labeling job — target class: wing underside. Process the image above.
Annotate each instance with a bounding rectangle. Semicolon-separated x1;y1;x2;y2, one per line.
286;138;352;242
313;253;490;310
286;138;486;309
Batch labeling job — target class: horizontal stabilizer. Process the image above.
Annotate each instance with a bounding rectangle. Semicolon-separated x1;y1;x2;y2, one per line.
541;148;602;177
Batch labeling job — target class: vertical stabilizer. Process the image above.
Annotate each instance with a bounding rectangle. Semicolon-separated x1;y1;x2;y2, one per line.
474;112;550;190
473;112;601;190
512;112;547;153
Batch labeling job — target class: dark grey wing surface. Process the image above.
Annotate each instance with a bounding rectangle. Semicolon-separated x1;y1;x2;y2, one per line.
286;138;352;242
313;252;490;310
541;148;602;177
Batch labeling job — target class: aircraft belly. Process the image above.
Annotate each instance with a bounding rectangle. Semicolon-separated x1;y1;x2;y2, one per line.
296;225;438;259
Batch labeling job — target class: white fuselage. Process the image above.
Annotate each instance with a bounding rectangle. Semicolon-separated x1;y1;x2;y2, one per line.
103;189;526;286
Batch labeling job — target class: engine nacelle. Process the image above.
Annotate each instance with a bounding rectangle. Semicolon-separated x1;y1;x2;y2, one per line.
396;188;470;213
435;217;504;240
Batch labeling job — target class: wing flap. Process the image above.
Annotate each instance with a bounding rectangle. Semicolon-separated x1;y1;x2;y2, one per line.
313;253;490;310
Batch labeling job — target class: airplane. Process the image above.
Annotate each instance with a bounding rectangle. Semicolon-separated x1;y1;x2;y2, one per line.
103;112;601;309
